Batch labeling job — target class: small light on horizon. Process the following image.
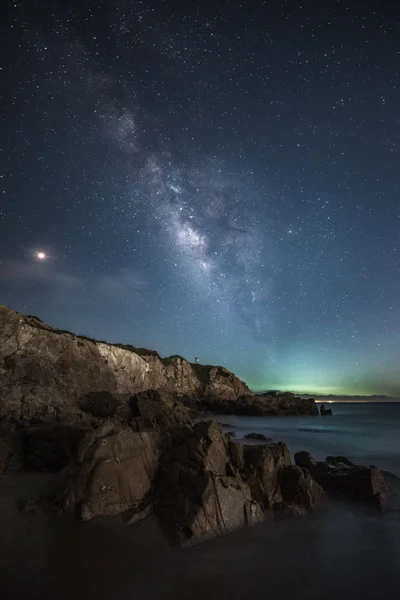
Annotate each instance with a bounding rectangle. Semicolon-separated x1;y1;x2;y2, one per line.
36;252;47;261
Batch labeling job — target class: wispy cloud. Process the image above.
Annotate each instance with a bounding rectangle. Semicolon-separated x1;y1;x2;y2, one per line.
0;259;79;287
0;260;147;304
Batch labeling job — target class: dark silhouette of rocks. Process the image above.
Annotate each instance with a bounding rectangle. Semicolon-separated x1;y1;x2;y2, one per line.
280;465;326;516
155;421;264;545
205;392;319;416
244;432;271;441
38;417;327;545
154;421;326;545
320;404;333;416
295;452;388;511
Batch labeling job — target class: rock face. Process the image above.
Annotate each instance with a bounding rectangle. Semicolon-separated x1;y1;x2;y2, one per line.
154;421;325;545
242;442;292;507
280;465;326;515
155;421;264;545
295;452;389;511
0;306;250;425
205;392;319;416
50;421;160;521
129;389;193;430
46;419;326;545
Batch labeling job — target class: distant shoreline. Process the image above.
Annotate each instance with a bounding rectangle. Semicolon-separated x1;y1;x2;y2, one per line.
314;400;400;404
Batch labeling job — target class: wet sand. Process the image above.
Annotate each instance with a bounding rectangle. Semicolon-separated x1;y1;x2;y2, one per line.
1;472;400;600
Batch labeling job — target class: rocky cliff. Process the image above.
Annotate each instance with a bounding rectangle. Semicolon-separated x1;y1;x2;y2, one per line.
0;307;390;548
0;306;250;425
205;392;319;416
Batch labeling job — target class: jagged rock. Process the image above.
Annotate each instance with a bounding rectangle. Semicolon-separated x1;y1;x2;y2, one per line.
44;418;328;543
242;442;292;508
295;452;389;510
320;404;333;416
205;393;318;416
129;389;192;430
227;439;244;471
280;465;326;515
244;433;270;441
0;305;250;426
50;422;159;521
154;422;319;546
155;421;265;545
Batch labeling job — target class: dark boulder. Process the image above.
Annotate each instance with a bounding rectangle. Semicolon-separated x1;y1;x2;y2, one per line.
244;432;270;441
204;393;319;416
280;465;326;515
242;442;291;508
49;421;160;520
295;452;389;511
320;404;333;416
43;418;330;545
155;421;265;546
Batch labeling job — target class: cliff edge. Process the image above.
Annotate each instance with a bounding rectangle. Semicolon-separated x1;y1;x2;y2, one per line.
0;305;250;425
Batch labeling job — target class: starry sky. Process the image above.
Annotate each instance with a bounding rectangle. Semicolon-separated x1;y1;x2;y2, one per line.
0;0;399;396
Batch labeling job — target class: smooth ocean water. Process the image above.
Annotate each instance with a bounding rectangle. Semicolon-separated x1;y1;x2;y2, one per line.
216;402;400;476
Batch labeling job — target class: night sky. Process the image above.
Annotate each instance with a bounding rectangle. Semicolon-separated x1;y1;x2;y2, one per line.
1;0;399;396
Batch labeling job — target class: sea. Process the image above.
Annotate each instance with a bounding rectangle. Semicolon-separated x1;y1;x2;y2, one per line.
217;401;400;476
1;402;400;599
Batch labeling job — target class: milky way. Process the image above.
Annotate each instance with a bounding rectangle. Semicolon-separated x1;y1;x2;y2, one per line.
0;1;399;396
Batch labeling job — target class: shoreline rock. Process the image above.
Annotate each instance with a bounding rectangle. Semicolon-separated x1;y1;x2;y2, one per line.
33;418;325;546
203;393;319;416
320;404;333;416
295;452;389;511
154;421;325;545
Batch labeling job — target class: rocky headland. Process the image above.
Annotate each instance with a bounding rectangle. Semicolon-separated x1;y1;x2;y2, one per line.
0;306;392;547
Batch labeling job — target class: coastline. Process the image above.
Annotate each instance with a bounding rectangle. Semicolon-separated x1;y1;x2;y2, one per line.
1;307;400;598
1;462;400;600
212;402;400;477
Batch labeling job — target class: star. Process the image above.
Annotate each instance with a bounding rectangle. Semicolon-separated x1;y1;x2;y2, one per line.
0;0;398;398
